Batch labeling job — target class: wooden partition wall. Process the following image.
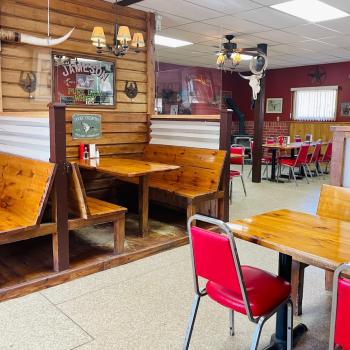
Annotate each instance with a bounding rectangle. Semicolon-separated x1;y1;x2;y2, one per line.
290;121;350;142
0;0;155;159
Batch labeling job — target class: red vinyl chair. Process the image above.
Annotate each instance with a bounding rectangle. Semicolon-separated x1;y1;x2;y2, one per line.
277;144;310;186
329;262;350;350
295;135;302;143
230;146;246;201
318;141;332;177
306;142;322;178
183;215;293;350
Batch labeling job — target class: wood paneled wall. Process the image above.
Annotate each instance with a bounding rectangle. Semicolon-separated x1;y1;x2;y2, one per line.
0;0;155;159
290;121;350;142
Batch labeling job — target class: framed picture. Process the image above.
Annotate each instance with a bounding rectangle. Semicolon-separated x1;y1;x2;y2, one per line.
266;98;283;113
170;104;178;115
341;102;350;117
52;53;115;108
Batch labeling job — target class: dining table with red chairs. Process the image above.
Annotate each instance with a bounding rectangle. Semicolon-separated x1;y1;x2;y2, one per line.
228;209;350;349
263;141;326;182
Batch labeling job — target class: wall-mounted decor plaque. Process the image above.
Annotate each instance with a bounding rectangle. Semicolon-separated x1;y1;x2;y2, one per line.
72;114;102;139
53;54;115;107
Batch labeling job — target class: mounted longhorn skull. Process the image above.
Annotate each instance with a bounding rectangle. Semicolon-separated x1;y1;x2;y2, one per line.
0;28;74;47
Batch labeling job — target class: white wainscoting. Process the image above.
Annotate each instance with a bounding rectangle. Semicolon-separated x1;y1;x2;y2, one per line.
344;138;350;188
150;120;220;149
0;115;49;161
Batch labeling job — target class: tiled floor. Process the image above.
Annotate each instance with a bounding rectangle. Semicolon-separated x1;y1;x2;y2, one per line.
0;172;331;349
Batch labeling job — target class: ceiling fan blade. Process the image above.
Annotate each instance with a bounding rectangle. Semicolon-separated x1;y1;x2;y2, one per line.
117;0;144;6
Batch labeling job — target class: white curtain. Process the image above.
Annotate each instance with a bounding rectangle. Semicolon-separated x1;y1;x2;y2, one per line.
293;87;337;121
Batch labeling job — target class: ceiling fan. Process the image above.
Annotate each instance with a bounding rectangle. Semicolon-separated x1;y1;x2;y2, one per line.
216;34;268;73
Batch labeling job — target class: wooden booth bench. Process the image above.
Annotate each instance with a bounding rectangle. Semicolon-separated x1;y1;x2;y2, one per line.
68;163;127;254
142;144;226;221
0;152;57;260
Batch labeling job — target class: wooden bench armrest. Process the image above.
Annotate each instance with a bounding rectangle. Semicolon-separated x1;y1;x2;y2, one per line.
191;191;224;205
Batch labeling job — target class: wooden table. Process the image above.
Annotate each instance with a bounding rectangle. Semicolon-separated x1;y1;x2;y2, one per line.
77;158;180;236
263;142;322;182
228;209;350;349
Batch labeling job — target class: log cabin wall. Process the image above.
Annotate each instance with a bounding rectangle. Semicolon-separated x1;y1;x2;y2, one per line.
0;0;155;160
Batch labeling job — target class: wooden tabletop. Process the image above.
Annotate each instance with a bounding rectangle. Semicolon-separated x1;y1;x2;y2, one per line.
77;157;180;177
262;142;323;150
228;209;350;271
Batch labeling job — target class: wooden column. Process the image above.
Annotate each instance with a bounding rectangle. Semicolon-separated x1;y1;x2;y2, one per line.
252;44;268;183
219;110;232;221
146;12;156;142
49;103;69;272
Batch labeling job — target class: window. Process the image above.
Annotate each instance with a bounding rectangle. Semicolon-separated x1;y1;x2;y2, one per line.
292;86;337;121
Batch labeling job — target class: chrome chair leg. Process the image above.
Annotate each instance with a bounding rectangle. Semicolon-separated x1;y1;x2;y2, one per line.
240;175;247;197
302;165;309;184
287;299;294;350
306;164;313;179
229;310;235;336
250;318;265;350
291;168;298;186
183;294;201;350
229;179;233;205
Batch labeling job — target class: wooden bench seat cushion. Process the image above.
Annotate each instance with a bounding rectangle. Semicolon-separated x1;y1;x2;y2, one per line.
0;152;56;228
87;196;126;219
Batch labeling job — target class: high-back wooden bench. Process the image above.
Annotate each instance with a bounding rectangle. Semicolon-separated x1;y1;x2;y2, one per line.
292;184;350;315
142;144;226;221
68;163;127;254
0;152;57;254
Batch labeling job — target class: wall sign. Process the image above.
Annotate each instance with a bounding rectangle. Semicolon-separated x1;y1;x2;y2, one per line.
72;114;102;139
53;54;115;107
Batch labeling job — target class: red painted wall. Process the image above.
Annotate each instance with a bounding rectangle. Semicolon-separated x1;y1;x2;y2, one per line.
223;61;350;122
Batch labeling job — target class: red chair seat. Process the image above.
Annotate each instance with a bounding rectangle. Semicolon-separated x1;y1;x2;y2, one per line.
335;277;350;349
230;170;241;178
206;266;291;317
261;157;272;164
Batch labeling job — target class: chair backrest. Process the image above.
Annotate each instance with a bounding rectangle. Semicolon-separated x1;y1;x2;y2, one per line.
143;144;226;192
250;140;254;160
0;152;56;226
294;144;309;165
317;185;350;221
322;142;332;162
295;135;302;142
266;137;275;144
309;142;322;163
188;215;252;318
329;263;350;350
230;146;244;165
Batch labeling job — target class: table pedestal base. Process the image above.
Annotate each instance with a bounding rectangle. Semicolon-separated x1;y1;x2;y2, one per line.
263;323;308;350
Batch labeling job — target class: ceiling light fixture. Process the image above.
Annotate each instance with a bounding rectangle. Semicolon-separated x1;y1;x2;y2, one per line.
155;34;193;48
91;24;145;57
271;0;349;23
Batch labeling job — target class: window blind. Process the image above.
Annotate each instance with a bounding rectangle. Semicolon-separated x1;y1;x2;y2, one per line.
292;86;337;121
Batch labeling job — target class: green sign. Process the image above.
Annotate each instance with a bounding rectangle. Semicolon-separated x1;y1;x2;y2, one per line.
72;114;102;139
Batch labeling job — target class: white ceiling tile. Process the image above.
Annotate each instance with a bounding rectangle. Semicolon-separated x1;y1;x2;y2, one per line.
290;39;336;52
183;0;262;14
319;35;350;48
320;17;350;35
253;29;304;44
283;24;341;40
159;28;214;43
131;0;223;20
269;44;312;54
175;22;224;38
238;7;307;29
329;48;350;59
252;0;285;5
204;16;272;35
321;0;350;12
160;14;194;29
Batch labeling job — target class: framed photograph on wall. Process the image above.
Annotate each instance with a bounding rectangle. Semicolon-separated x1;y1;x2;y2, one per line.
266;98;283;113
52;53;115;108
341;102;350;117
